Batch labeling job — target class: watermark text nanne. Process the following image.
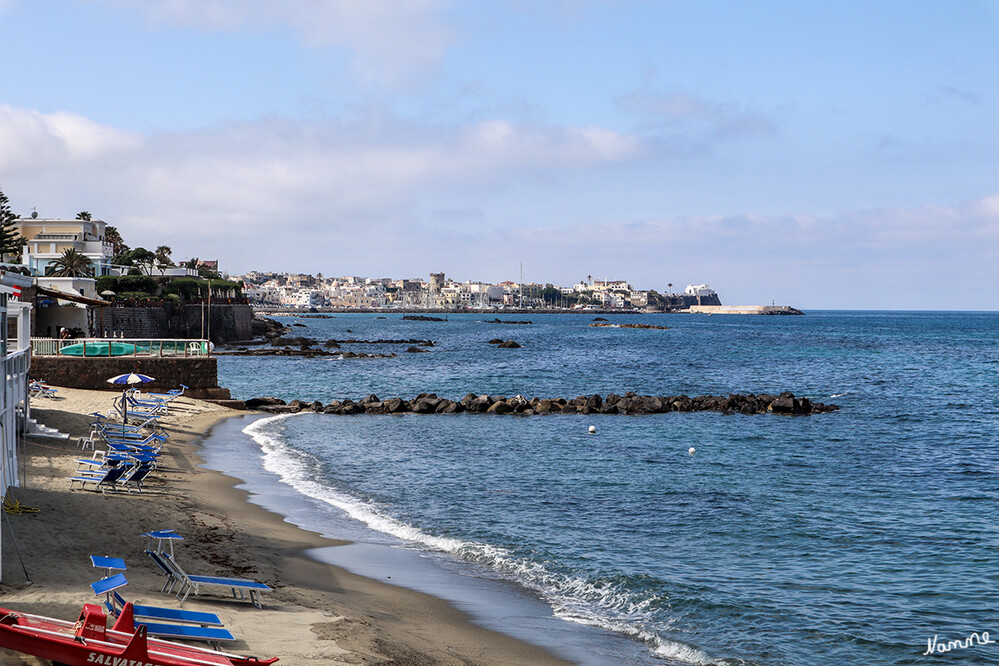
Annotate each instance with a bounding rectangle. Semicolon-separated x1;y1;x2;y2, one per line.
923;631;994;655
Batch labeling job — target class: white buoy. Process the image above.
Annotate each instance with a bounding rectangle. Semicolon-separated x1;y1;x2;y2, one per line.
588;425;596;434
688;447;696;455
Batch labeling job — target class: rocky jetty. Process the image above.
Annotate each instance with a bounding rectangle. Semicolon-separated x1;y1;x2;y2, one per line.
271;336;318;346
245;391;838;416
323;338;434;346
223;328;435;356
228;347;396;358
590;322;669;330
403;315;446;322
486;318;532;325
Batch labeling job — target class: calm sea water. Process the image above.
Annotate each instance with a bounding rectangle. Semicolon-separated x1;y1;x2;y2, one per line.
211;312;999;665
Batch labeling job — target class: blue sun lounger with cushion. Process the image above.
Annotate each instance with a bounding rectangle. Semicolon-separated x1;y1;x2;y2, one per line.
144;546;272;608
69;463;129;492
120;462;155;492
90;572;233;648
29;380;58;399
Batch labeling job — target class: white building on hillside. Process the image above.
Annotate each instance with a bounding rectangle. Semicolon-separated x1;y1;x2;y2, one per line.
592;280;631;292
15;216;116;277
685;284;717;297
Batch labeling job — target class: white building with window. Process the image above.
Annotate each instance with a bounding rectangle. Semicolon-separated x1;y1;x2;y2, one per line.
685;284;717;298
15;217;116;277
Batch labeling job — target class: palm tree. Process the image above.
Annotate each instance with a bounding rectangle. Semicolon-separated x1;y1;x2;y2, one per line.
76;211;92;221
587;274;592;286
667;283;672;295
49;248;93;277
154;245;173;266
105;226;128;256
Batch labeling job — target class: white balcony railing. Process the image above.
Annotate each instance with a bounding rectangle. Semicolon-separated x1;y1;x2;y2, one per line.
31;338;212;357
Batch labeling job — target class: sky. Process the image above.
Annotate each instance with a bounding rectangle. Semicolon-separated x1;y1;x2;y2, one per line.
1;0;998;309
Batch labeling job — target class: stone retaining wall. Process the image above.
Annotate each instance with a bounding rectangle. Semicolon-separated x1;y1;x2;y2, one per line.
101;304;253;342
30;355;229;399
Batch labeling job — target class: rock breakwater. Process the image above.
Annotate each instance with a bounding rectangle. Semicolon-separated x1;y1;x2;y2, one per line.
245;391;837;416
590;322;669;330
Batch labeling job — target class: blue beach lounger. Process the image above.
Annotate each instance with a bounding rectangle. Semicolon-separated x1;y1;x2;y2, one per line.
90;572;233;648
143;538;272;608
69;463;129;492
110;590;224;627
29;380;58;399
120;462;155;492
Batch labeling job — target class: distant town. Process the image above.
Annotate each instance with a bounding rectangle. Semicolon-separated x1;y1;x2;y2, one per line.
233;271;722;312
0;208;803;324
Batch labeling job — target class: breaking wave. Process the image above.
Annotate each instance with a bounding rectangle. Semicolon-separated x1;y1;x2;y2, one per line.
242;414;717;664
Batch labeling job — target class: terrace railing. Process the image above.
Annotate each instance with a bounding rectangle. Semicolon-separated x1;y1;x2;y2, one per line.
31;338;212;357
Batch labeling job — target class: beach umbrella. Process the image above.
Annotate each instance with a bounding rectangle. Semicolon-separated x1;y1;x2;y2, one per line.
106;372;154;423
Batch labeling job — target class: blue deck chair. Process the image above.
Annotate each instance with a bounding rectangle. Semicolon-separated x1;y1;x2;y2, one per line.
110;590;224;627
144;385;187;402
103;440;162;457
123;393;168;416
90;570;225;628
125;390;172;413
90;413;169;438
146;546;271;608
69;463;129;492
94;580;234;649
120;462;155;492
145;549;182;594
29;380;58;399
93;423;167;442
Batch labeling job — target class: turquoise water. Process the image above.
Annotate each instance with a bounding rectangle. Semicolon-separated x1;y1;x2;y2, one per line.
215;312;999;664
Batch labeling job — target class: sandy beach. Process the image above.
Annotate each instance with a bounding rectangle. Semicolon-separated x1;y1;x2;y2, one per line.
0;388;569;665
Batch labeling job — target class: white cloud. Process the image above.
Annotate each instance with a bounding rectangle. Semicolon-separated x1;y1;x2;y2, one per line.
965;193;999;219
106;0;453;89
0;105;141;171
0;104;645;238
3;103;997;309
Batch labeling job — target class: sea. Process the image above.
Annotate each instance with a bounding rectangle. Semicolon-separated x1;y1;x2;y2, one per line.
199;311;999;665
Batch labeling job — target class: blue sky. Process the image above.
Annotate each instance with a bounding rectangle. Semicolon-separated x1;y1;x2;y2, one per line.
1;0;997;308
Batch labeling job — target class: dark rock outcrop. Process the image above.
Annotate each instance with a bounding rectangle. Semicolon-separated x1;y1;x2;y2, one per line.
403;315;446;322
244;396;287;409
590;323;668;330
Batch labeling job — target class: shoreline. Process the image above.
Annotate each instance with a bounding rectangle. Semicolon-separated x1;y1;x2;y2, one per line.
0;388;570;665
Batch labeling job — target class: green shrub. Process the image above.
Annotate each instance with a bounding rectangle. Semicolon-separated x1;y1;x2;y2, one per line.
96;275;158;295
169;278;204;300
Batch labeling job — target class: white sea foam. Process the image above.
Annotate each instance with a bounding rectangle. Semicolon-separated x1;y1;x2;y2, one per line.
241;414;720;665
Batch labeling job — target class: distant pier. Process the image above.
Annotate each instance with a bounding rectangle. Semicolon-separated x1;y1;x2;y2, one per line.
686;305;803;315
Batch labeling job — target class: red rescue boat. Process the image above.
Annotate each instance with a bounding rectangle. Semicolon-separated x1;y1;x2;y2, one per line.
0;602;278;666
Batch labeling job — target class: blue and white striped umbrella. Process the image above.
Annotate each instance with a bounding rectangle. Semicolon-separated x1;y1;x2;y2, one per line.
106;372;155;385
107;373;155;423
